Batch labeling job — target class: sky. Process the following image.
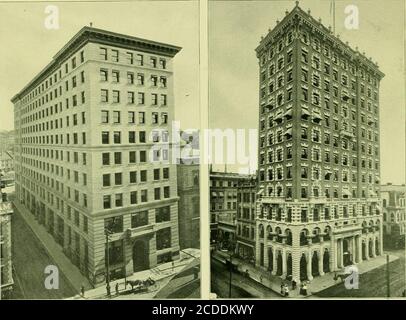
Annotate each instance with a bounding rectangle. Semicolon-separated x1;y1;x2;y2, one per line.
0;0;200;131
209;0;406;184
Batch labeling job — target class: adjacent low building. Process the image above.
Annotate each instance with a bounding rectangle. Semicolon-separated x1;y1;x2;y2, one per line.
235;174;257;264
381;183;406;248
1;180;13;298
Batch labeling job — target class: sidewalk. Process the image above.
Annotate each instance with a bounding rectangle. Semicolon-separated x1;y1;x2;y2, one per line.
70;248;200;300
213;250;398;298
14;201;92;294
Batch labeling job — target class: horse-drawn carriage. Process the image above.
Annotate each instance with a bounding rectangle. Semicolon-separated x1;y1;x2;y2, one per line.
125;277;158;294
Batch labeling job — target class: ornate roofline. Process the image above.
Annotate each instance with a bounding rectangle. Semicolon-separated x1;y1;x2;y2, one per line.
255;2;384;79
11;26;182;103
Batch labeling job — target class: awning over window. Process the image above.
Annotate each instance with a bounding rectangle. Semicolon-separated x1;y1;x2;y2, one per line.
284;109;293;117
312;112;322;121
284;128;293;136
301;109;310;117
257;188;264;195
375;205;381;211
375;176;380;182
219;192;224;197
342;189;352;196
211;192;216;197
274;112;283;121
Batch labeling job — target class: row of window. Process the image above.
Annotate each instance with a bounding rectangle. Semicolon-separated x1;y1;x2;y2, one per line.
102;186;171;209
100;89;167;105
102;168;170;186
100;69;167;87
101;110;168;125
99;47;167;70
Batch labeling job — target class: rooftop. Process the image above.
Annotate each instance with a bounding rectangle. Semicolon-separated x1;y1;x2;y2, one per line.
12;26;182;103
256;1;384;79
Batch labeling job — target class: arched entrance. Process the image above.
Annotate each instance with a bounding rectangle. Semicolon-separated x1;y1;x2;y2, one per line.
300;254;308;281
312;251;319;277
276;251;283;276
375;239;380;255
368;239;373;258
268;248;273;272
323;249;330;273
286;253;292;277
133;240;149;272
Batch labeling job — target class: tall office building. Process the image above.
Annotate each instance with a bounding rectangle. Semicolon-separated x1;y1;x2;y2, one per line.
255;3;384;282
12;27;181;286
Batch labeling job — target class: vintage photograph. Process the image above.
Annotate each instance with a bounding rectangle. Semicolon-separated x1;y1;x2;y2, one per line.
209;0;406;298
0;0;200;299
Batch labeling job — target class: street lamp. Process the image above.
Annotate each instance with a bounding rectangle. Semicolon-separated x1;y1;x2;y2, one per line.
105;227;113;297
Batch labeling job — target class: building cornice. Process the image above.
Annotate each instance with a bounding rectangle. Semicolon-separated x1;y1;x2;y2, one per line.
11;26;182;103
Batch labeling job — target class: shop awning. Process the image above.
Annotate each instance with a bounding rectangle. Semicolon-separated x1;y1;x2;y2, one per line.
284;109;293;117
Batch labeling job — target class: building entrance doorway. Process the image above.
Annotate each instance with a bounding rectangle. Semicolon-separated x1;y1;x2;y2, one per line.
300;254;307;281
133;240;149;272
343;239;352;266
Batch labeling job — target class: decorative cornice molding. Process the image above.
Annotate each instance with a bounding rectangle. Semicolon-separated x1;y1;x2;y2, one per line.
12;26;182;103
256;4;384;80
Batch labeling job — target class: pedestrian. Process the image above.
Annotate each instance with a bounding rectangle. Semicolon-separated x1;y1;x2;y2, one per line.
284;284;289;297
172;261;175;271
259;275;263;283
115;282;119;295
291;278;297;290
280;282;284;295
302;282;308;296
80;284;85;297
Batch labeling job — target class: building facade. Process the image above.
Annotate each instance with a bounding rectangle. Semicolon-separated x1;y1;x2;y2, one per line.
1;179;13;298
235;174;257;264
255;3;384;282
210;171;248;248
0;151;14;173
381;184;406;248
177;152;200;250
11;27;181;286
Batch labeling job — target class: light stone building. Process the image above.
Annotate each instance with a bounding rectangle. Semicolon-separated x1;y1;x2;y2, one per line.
11;26;181;286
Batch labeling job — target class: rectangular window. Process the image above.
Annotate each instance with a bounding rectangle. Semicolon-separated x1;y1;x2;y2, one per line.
128;91;135;104
101;89;108;102
129;131;136;143
101;131;109;144
115;193;123;207
112;90;120;103
113;131;121;144
131;211;148;228
128;111;135;124
129;151;136;163
130;191;138;205
114;152;122;164
102;153;110;165
127;72;134;84
138;92;145;104
113;111;120;124
100;47;107;60
111;49;119;62
103;174;111;187
129;171;137;183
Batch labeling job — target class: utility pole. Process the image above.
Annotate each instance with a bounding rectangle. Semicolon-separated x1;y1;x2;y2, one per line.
386;254;390;298
105;228;112;297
